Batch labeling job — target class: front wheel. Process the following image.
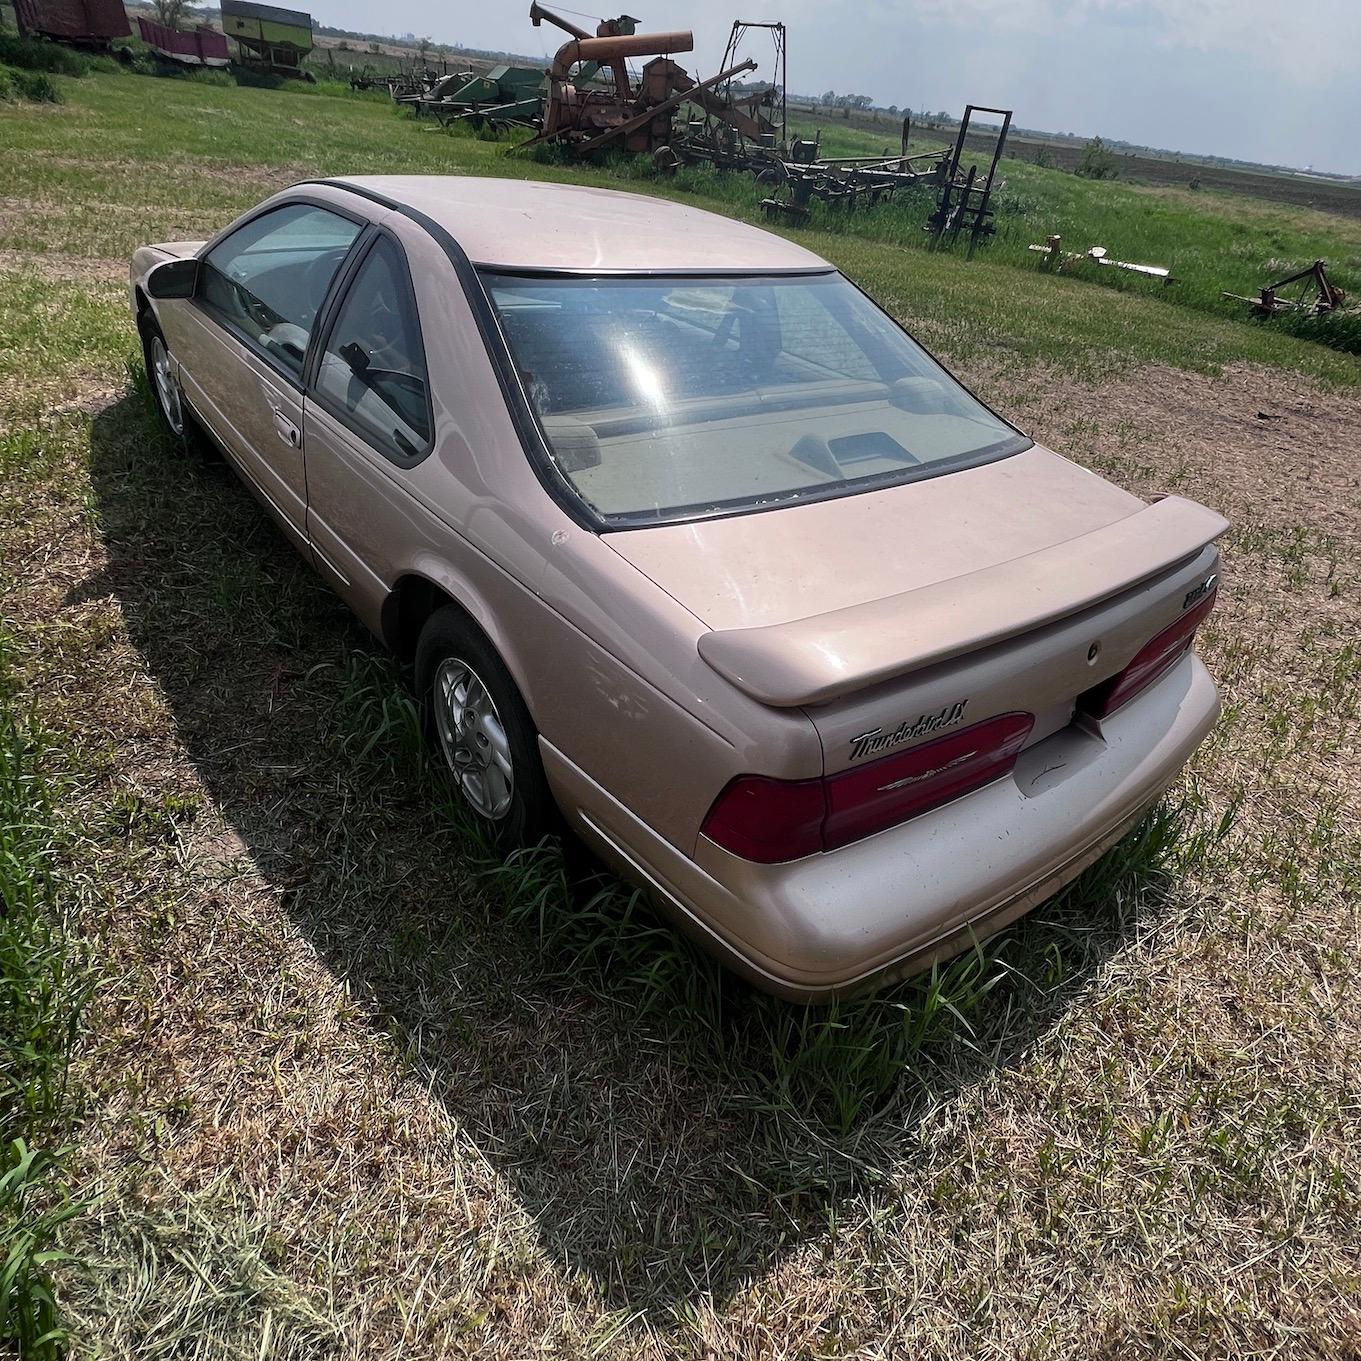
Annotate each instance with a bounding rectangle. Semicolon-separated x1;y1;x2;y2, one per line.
139;313;212;456
416;607;555;847
145;324;185;438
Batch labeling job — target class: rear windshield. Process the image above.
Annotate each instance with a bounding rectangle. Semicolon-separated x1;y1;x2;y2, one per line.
482;270;1028;526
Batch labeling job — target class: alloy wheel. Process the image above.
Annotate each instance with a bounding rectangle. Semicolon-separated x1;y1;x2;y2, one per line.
150;334;184;437
433;656;515;820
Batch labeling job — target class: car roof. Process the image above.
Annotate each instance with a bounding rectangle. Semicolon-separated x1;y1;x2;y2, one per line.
329;175;833;274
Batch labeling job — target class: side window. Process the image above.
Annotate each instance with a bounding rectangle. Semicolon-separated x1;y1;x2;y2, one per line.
199;204;361;379
312;235;432;461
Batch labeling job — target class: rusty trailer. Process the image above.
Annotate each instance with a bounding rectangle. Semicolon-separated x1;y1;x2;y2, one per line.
136;16;231;68
13;0;129;48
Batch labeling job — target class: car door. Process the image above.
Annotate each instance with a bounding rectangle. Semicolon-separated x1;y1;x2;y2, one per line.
301;231;435;632
176;201;365;550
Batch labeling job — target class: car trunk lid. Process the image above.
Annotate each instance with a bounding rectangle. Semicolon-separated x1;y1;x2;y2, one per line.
605;446;1146;631
606;447;1227;776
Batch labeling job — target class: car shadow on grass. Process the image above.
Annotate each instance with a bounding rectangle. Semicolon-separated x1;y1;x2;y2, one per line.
87;389;1188;1317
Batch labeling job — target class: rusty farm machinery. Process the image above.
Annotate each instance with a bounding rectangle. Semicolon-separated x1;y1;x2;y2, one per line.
924;105;1012;252
519;4;776;158
658;21;794;174
395;8;784;149
405;5;1019;258
1223;260;1347;317
417;62;551;131
757;117;951;224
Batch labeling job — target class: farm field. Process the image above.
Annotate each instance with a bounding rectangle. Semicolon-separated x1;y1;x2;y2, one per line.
774;114;1361;359
2;66;1361;1360
796;102;1361;221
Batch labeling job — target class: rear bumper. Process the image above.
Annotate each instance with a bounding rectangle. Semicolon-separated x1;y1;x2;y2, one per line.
541;652;1219;1001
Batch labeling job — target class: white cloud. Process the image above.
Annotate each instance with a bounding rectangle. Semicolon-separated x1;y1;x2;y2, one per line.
888;0;1358;69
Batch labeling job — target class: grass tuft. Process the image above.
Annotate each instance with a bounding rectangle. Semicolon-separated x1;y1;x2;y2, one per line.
0;1139;84;1355
329;656;1191;1132
0;638;92;1358
0;63;62;104
0;35;90;76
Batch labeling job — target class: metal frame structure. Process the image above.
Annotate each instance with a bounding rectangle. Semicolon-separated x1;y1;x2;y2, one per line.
929;104;1013;255
718;20;786;149
1223;260;1347;316
759;147;948;224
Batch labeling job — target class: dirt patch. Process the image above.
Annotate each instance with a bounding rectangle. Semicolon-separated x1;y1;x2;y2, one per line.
0;368;125;420
190;160;315;190
0;248;127;284
974;360;1361;823
979;360;1361;540
15;152;314;185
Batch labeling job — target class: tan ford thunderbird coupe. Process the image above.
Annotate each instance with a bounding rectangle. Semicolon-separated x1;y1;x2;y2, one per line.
130;176;1226;999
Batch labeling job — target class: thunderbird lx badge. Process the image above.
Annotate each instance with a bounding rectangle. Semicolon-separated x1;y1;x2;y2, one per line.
849;700;968;762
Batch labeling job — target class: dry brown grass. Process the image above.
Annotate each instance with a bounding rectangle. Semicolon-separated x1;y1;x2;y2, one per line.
0;343;1355;1358
2;75;1360;1361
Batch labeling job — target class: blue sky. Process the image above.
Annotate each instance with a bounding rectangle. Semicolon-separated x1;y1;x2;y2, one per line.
317;0;1360;174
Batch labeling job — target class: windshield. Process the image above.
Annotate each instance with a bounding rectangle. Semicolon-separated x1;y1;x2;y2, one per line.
482;270;1028;526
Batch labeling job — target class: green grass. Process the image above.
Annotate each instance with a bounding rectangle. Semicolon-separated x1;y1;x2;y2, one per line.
0;640;91;1359
1;69;1358;384
0;34;100;76
0;62;62;103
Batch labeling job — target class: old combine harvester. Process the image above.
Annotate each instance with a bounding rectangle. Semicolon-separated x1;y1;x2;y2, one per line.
520;3;766;157
220;0;315;81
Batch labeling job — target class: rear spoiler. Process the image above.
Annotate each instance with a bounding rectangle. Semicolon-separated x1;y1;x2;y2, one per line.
697;495;1229;707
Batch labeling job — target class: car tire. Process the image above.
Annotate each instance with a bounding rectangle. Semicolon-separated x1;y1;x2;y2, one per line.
416;606;556;848
138;312;212;456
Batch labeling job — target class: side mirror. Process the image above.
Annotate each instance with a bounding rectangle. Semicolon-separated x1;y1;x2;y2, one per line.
146;256;198;300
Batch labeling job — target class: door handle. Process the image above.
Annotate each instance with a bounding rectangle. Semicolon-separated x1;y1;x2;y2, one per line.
259;377;300;449
271;407;300;448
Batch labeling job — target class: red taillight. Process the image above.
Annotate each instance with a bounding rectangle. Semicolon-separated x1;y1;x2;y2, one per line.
697;772;826;864
1082;586;1217;719
822;712;1034;850
700;712;1035;864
